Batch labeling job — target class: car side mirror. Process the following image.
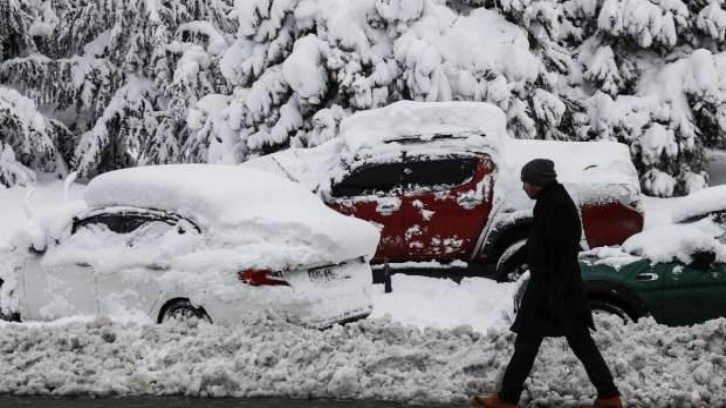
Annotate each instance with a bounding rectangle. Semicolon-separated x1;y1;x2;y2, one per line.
690;250;716;271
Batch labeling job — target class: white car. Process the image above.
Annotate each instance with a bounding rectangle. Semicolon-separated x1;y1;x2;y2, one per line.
7;165;380;328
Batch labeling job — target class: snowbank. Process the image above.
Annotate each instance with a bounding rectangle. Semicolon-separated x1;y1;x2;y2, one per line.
0;313;725;406
370;275;519;333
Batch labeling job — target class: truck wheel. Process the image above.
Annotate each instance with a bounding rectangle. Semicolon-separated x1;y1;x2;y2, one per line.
496;238;528;282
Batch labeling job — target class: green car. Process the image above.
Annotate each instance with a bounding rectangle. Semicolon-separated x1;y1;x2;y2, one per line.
581;209;726;326
515;209;726;327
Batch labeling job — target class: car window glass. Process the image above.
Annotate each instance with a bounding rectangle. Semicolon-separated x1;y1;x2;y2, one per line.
403;158;478;192
128;220;177;245
331;163;406;197
74;213;148;235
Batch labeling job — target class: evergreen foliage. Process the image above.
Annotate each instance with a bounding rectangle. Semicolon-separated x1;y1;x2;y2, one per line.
1;0;726;195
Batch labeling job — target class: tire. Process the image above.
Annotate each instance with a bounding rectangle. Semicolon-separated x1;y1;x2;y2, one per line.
0;279;20;322
589;299;632;324
159;299;212;324
496;238;528;282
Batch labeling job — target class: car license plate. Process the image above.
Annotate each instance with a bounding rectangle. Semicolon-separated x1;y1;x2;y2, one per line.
308;267;336;283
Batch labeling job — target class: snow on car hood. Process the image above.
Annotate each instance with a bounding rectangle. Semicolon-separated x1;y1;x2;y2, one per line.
82;164;380;266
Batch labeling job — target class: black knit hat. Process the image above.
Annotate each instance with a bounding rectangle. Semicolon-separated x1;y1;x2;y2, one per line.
520;158;557;187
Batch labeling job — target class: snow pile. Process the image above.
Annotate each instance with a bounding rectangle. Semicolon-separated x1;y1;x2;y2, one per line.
370;275;520;333
622;217;726;264
340;101;508;153
0;313;725;406
669;185;726;223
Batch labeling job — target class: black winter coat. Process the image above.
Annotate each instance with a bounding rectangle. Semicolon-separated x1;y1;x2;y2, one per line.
510;183;594;337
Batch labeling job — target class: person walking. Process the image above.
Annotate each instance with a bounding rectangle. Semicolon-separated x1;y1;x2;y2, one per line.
471;159;622;408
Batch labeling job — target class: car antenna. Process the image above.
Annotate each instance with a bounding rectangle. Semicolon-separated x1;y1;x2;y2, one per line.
271;156;299;183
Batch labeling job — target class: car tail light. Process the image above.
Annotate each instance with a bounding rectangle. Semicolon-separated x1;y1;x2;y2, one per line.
238;269;289;286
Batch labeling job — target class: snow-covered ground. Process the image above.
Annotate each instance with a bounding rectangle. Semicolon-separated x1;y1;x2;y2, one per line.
1;313;725;406
1;179;726;405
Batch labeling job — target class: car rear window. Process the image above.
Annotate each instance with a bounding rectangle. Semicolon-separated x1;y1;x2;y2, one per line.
331;163;407;197
403;158;478;192
72;211;194;235
73;214;150;234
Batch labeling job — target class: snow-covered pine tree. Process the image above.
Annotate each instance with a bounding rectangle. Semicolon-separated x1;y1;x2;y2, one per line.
452;0;726;195
1;0;236;179
0;86;63;187
4;0;726;195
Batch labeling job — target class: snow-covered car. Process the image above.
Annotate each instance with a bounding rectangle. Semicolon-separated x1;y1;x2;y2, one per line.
243;101;644;280
3;165;380;328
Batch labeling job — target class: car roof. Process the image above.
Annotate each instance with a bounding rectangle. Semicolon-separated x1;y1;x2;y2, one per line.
83;164;325;228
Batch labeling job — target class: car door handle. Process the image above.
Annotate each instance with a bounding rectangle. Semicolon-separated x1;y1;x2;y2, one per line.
75;262;92;267
635;273;659;282
145;264;170;271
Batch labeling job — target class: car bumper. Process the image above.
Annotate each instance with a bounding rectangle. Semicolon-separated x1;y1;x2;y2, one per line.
201;260;373;329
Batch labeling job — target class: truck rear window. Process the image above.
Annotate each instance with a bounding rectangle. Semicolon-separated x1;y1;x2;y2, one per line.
403;158;478;192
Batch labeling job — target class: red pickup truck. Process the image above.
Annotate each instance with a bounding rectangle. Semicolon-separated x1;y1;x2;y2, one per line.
244;101;644;280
